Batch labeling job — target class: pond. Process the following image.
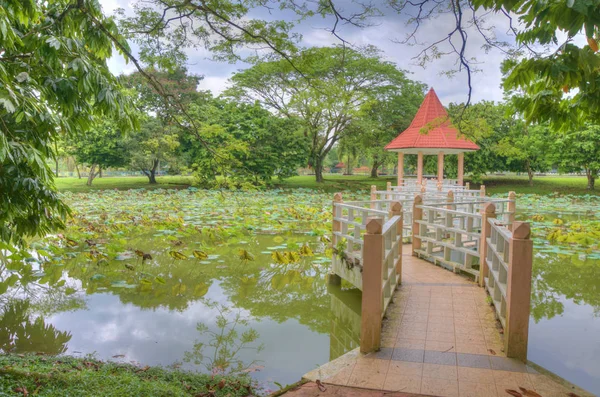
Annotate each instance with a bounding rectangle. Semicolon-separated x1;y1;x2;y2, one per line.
514;194;600;395
1;190;599;395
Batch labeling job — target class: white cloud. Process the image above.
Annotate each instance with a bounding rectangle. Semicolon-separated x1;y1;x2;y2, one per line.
198;76;231;96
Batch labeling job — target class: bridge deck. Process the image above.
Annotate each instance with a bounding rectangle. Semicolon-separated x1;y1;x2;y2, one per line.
303;245;592;397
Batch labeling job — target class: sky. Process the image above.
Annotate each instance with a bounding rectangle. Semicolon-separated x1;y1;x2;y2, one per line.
100;0;520;106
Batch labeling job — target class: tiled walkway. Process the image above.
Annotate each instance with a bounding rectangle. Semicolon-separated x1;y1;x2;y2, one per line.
303;245;593;397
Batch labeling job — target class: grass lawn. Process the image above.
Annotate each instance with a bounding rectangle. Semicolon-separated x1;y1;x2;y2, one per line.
55;176;194;192
0;354;254;397
54;174;599;196
276;174;600;196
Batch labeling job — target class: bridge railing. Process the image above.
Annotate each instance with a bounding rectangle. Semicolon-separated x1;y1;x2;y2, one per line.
411;193;516;282
481;214;533;361
330;188;532;361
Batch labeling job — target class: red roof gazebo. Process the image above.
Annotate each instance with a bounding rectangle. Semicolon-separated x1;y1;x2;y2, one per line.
385;88;479;185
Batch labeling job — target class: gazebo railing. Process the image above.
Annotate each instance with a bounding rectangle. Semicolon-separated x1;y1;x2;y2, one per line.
410;194;516;281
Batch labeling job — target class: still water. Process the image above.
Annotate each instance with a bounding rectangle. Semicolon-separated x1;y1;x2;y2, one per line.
1;190;599;395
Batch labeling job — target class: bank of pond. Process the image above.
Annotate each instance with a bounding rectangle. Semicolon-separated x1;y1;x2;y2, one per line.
0;189;598;395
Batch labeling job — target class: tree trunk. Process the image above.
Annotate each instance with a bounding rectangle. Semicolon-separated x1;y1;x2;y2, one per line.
346;155;352;175
86;164;98;186
75;162;81;179
526;161;534;187
586;168;596;190
98;166;102;178
370;161;380;178
148;159;159;184
314;156;324;183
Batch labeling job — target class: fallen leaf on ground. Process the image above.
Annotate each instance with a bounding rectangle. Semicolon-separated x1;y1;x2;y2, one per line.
518;387;542;397
14;387;28;396
505;390;522;397
316;380;327;392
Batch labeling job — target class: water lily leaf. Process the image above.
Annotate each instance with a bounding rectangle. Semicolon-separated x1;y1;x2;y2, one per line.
169;250;187;260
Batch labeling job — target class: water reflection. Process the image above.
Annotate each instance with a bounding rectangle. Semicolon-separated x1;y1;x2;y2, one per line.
183;300;264;375
328;285;361;360
0;300;71;354
531;252;600;322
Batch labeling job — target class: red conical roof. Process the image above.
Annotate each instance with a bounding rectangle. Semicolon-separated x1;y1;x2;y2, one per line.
385;88;479;151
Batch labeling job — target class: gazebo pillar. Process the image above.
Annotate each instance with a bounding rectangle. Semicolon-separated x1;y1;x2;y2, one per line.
458;152;464;186
417;151;423;184
397;152;404;186
437;151;444;183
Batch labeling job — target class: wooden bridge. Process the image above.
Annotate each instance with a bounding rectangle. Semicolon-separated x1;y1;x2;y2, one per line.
299;180;593;397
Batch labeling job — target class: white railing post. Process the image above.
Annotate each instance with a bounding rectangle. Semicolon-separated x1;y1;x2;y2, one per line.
507;191;516;229
329;193;343;285
389;202;403;282
480;184;486;198
505;221;533;362
361;218;384;353
370;185;376;209
386;181;392;199
479;202;496;287
466;182;470;190
412;195;423;255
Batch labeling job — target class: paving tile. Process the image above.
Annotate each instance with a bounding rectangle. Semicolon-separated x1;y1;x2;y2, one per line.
347;369;386;390
399;322;427;333
364;347;393;360
455;342;489;355
399;329;427;340
458;381;498;397
382;374;422;393
354;357;390;374
421;377;459;397
423;363;458;380
528;373;570;390
391;348;424;363
456;353;491;369
428;323;456;334
424;350;457;366
429;309;455;318
457;367;495;384
322;364;355;386
388;361;423;377
533;387;581;397
455;333;486;344
402;313;429;323
425;340;455;352
489;356;527;372
428;315;455;325
395;337;426;350
426;331;455;342
381;335;397;348
492;371;533;389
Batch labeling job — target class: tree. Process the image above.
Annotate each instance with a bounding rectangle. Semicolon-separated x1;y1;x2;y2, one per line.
495;124;552;186
0;0;136;245
447;101;518;182
127;117;180;184
339;88;425;178
179;97;308;186
120;67;203;120
553;125;600;190
228;46;420;182
69;121;129;186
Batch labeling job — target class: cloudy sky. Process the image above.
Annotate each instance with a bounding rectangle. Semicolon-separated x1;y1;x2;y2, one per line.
100;0;520;105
